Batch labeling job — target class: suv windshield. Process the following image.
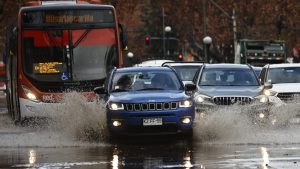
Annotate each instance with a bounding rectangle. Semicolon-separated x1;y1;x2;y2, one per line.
172;65;201;81
267;67;300;84
199;68;259;86
111;71;183;92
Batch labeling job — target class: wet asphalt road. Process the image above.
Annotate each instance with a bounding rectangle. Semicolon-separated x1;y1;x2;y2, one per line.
1;92;300;168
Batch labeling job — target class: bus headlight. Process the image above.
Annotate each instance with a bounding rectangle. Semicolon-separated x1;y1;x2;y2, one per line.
179;100;193;108
21;85;40;102
108;102;124;110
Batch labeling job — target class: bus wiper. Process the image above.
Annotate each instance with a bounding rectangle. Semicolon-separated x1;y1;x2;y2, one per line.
73;29;91;48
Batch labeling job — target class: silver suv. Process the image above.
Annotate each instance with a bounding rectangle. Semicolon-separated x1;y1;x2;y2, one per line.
193;64;282;123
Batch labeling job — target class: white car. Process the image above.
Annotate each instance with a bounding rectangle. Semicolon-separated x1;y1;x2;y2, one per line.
259;63;300;102
259;63;300;123
134;59;174;67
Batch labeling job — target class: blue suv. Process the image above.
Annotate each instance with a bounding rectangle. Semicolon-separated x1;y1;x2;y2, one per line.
94;66;196;137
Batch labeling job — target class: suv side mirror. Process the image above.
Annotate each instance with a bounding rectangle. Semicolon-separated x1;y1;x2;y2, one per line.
94;86;107;94
185;83;196;91
264;82;273;89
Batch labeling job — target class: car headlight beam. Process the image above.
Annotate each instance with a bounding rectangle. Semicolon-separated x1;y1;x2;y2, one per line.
263;89;276;96
108;102;124;110
259;96;268;103
197;96;204;103
179;100;193;108
195;95;211;103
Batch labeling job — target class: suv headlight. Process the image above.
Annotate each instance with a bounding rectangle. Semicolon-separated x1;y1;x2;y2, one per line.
263;89;277;96
179;100;193;108
255;95;269;103
108;102;124;110
194;95;211;103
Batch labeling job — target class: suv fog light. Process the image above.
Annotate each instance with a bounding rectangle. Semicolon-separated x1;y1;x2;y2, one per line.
272;119;277;125
112;120;122;127
181;117;191;124
259;113;265;119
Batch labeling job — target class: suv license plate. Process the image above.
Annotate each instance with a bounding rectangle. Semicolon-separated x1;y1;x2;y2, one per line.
143;118;163;126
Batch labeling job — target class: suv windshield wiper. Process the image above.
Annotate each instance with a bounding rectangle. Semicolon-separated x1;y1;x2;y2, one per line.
111;89;129;92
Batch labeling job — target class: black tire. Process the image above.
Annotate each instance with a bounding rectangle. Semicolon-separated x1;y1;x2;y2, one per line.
11;77;21;124
5;57;13;119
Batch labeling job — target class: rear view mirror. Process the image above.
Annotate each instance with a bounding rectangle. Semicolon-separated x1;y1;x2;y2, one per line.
264;82;273;89
94;86;107;94
185;83;196;91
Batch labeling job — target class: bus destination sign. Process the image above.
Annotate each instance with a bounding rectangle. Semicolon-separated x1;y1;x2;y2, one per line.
45;15;94;24
34;62;65;74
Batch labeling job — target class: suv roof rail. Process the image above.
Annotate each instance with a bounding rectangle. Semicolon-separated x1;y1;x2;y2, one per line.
161;61;205;66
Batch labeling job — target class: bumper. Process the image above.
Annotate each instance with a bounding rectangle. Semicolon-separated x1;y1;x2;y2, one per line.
106;107;195;136
195;102;272;120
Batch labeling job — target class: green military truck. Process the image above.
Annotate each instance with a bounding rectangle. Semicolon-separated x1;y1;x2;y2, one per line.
236;39;287;66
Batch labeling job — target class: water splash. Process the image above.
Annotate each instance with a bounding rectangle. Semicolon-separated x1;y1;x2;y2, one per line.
45;92;109;142
0;92;108;147
194;100;300;145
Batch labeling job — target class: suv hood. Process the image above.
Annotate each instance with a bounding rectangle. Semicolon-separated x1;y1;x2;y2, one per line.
109;90;188;103
198;86;263;98
272;83;300;93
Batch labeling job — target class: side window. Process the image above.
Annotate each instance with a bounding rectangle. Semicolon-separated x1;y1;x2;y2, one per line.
259;68;267;84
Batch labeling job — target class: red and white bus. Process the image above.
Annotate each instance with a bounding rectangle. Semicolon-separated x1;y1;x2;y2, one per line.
4;0;127;122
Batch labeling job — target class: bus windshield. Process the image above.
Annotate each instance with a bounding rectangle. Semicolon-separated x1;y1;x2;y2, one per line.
22;28;116;82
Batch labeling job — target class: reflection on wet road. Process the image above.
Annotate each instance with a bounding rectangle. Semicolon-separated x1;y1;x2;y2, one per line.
1;142;300;169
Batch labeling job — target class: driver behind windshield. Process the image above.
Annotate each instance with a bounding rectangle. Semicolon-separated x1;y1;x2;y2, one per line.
115;75;132;91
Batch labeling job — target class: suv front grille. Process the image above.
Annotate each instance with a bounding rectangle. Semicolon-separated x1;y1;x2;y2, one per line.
213;97;253;105
277;92;300;102
125;102;178;111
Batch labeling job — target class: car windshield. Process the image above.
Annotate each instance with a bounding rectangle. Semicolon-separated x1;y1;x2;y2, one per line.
199;68;259;86
172;65;201;81
111;70;183;92
267;67;300;84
